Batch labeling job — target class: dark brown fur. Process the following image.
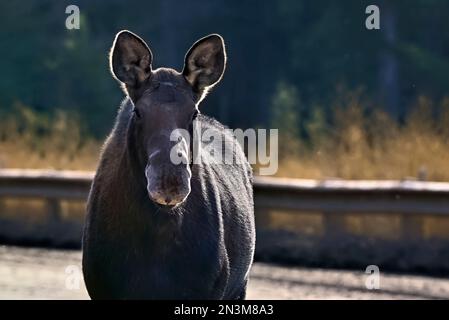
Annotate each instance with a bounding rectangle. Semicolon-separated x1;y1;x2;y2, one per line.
82;31;255;299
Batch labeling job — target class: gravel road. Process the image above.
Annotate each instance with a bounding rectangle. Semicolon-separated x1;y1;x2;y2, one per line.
1;245;448;300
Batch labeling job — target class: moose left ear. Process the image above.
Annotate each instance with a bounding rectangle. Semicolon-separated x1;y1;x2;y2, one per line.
182;34;226;94
110;30;153;87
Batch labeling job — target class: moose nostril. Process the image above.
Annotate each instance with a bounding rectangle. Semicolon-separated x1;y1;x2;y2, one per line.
165;197;172;204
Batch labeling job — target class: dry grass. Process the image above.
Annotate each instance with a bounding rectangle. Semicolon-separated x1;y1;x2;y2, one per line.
276;93;449;181
2;96;449;181
0;103;101;170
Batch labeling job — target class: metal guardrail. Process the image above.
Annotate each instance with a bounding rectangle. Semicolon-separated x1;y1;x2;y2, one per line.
1;169;449;215
3;169;449;272
0;169;93;200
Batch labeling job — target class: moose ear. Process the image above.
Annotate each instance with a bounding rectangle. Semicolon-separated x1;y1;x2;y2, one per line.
110;30;153;87
183;34;226;94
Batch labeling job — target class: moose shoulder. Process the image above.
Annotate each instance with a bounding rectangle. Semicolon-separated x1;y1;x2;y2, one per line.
82;30;255;300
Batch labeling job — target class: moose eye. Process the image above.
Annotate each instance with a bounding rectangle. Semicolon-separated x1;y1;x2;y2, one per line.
133;107;141;119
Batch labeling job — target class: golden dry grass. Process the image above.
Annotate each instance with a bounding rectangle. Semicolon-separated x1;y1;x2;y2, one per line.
2;96;449;181
0;103;101;170
275;94;449;181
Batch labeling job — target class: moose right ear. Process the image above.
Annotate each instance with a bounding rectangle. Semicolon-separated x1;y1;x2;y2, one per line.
183;34;226;95
110;30;153;87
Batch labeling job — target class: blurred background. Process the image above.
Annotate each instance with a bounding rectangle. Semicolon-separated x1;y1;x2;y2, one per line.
2;0;449;180
2;0;449;299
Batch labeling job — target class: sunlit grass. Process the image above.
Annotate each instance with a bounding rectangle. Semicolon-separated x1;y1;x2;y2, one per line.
2;95;449;181
275;93;449;181
0;103;101;170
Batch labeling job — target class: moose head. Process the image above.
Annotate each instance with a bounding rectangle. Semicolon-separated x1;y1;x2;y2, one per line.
110;30;226;208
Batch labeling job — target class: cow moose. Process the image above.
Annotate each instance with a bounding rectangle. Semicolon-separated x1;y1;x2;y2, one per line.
82;30;256;299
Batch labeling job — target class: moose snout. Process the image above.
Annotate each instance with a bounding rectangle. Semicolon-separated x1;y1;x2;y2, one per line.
148;187;189;206
145;163;191;207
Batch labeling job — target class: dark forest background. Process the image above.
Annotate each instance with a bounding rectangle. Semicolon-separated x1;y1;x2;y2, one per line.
2;0;449;134
1;1;449;179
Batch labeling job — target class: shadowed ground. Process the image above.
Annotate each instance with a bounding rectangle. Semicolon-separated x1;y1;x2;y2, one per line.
1;245;449;300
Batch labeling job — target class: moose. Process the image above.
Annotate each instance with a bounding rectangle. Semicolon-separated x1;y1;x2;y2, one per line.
82;30;255;299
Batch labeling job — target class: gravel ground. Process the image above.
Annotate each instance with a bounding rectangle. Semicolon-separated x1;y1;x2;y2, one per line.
1;245;449;300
